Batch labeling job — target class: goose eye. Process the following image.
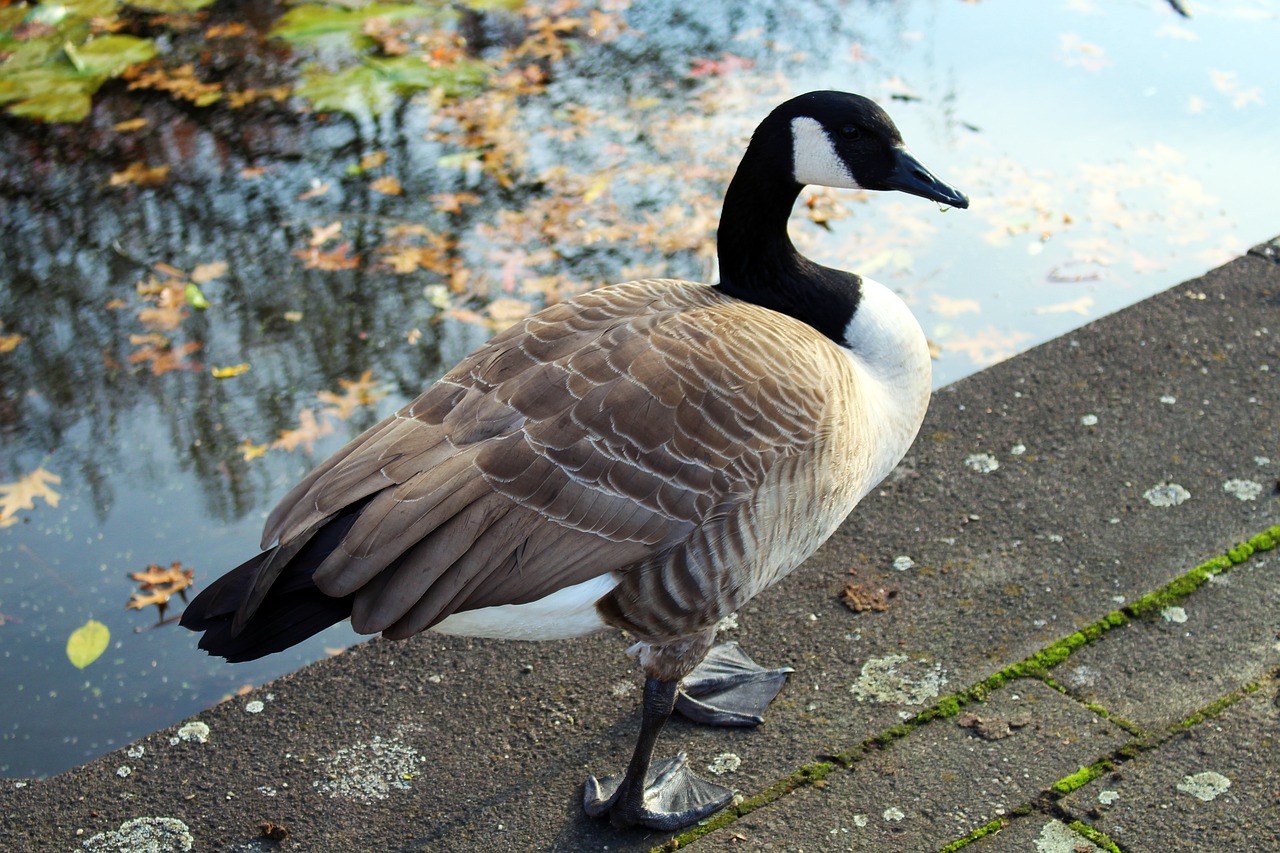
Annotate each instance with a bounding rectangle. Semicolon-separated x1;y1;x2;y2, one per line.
838;124;861;141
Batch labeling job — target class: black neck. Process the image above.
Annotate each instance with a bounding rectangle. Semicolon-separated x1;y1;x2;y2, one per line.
713;146;861;344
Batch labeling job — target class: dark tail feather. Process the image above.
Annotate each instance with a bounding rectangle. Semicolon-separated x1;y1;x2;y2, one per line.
181;511;360;663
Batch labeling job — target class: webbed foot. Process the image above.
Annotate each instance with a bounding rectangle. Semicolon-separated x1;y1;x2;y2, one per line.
583;752;733;830
675;642;793;726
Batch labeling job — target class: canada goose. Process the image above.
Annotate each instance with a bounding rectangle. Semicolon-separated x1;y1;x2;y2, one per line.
181;90;968;830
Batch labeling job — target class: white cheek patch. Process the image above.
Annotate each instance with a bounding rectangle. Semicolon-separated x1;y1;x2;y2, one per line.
791;116;860;189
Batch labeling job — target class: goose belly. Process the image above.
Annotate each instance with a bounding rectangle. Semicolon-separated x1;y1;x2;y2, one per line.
429;572;621;640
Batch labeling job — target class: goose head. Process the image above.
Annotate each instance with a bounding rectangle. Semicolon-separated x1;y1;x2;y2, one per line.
717;92;967;343
776;90;969;208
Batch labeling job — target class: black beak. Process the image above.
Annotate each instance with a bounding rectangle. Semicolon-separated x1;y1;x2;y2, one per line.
882;147;969;209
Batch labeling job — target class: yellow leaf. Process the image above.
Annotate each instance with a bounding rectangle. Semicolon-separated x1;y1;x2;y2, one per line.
581;174;610;203
0;467;62;527
211;363;251;379
113;118;149;132
66;620;110;670
191;262;228;284
240;440;268;462
0;334;23;353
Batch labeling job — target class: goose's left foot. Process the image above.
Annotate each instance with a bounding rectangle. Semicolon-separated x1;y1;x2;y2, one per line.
583;752;733;830
584;677;735;829
675;642;793;727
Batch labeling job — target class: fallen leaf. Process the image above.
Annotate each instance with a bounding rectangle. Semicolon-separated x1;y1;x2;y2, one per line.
298;181;332;200
211;363;251;378
0;467;62;527
128;562;192;589
206;22;247;38
126;561;194;620
113;117;149;132
369;175;403;196
190;261;228;284
358;151;388;170
272;408;334;453
487;297;533;330
128;340;203;375
109;162;170;187
66;620;110;669
841;583;896;613
929;294;981;318
184;282;209;309
318;370;387;420
125;62;222;106
430;192;481;213
292;242;360;271
0;334;23;353
239;440;268;462
308;221;343;246
942;326;1034;367
1033;296;1094;316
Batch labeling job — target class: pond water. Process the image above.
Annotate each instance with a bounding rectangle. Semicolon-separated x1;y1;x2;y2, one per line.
1;0;1277;778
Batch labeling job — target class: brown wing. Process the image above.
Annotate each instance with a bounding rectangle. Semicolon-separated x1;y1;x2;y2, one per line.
256;280;832;639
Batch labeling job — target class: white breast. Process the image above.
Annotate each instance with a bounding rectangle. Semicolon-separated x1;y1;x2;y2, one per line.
839;277;933;489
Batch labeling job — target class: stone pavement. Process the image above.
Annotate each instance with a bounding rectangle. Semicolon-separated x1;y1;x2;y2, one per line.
2;238;1277;852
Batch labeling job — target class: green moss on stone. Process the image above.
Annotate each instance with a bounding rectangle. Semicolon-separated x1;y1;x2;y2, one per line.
936;817;1006;852
1051;760;1112;795
1068;820;1123;853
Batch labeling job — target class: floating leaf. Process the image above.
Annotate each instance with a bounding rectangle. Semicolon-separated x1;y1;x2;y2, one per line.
0;467;62;528
0;334;23;353
272;408;334;453
211;363;250;379
317;370;387;420
190;261;228;284
184;282;209;309
66;619;110;669
124;0;217;12
369;175;403;196
109;161;170;187
292;242;361;271
64;35;157;78
240;440;268;462
270;3;441;41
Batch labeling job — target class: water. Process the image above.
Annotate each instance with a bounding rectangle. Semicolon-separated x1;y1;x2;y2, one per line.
1;0;1277;777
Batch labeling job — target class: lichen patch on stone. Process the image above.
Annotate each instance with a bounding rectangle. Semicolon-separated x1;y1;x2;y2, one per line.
1144;483;1191;507
312;726;426;803
1222;479;1263;501
1177;770;1231;801
964;453;999;473
850;654;948;705
81;817;193;852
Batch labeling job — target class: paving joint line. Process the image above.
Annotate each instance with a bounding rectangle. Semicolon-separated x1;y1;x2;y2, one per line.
653;523;1280;852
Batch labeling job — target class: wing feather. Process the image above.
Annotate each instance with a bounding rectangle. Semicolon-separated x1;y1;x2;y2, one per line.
252;280;838;636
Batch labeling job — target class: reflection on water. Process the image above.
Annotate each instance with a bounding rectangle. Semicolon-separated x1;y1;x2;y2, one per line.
1;0;1277;777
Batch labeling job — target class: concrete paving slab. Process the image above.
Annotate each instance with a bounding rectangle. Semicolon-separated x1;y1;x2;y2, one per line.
681;679;1128;853
1060;677;1280;853
1;246;1277;852
1058;553;1280;730
965;816;1105;853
